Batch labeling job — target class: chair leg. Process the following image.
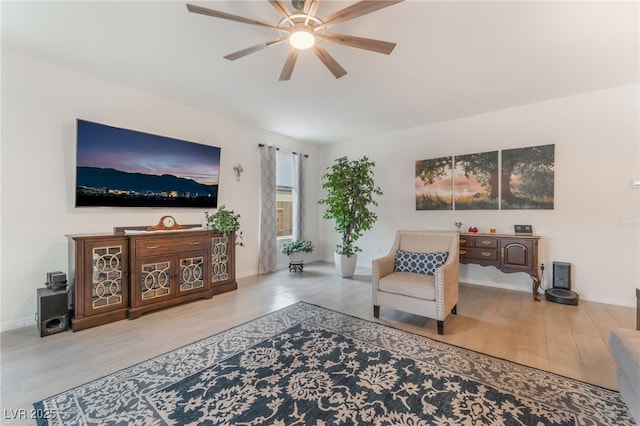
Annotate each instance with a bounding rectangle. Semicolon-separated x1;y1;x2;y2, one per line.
452;304;457;315
437;320;444;335
373;305;380;318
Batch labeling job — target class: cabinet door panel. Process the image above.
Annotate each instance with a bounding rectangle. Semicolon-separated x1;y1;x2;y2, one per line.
85;240;128;316
179;255;205;292
137;259;173;303
501;241;533;271
211;235;230;283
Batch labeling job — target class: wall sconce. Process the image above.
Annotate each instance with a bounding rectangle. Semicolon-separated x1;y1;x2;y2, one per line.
233;164;243;181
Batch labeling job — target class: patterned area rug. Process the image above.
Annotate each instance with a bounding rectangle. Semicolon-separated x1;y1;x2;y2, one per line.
34;302;633;425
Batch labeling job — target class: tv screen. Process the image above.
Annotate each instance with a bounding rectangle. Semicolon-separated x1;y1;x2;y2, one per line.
75;119;221;208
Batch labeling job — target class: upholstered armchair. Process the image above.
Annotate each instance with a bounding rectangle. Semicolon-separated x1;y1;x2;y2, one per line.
372;230;459;335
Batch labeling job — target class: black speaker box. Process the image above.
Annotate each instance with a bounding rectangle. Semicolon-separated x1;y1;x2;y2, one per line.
553;262;572;290
37;288;69;337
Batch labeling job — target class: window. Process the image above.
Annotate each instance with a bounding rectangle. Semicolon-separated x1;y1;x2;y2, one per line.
276;152;293;237
277;187;293;237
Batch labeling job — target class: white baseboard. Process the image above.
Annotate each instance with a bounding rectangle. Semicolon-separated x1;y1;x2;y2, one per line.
1;315;36;332
460;277;534;294
460;278;636;308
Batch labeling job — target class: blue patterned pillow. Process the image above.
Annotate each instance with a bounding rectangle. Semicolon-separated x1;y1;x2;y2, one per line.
394;250;449;275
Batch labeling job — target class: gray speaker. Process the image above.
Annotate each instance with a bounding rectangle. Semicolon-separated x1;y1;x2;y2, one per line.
37;288;69;337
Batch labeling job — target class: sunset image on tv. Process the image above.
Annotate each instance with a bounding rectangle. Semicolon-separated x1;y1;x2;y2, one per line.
75;119;221;208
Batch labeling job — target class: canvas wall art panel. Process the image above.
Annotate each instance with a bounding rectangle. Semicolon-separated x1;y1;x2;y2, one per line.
453;151;499;210
415;156;453;210
501;144;555;209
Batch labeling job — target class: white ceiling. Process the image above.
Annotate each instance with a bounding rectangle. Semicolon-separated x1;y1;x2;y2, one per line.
2;1;638;144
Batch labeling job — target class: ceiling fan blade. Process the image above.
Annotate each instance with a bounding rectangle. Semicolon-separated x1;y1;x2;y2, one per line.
319;33;396;55
186;4;281;30
224;38;288;61
304;0;320;16
268;0;293;24
313;45;347;79
318;0;404;30
303;0;321;26
279;48;299;81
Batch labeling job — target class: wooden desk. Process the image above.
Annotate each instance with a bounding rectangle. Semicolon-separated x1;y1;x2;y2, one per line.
459;233;541;301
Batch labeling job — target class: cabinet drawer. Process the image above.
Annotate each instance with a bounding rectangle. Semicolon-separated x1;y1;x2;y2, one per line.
459;247;499;261
135;235;208;257
459;236;473;247
474;238;498;249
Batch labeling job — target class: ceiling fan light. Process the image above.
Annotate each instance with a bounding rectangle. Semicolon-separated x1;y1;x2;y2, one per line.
289;29;315;50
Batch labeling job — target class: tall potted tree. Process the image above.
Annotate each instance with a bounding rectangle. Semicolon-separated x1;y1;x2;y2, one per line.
318;156;383;277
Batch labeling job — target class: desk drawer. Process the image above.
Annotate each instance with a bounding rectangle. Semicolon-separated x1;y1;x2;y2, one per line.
459;236;473;247
459;247;499;261
474;237;498;249
135;235;208;257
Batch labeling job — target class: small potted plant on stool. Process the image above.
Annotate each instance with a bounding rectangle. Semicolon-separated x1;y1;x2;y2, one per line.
281;240;314;272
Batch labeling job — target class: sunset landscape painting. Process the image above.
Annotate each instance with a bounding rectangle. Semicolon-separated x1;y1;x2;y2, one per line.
415;156;453;210
453;151;498;210
416;144;554;211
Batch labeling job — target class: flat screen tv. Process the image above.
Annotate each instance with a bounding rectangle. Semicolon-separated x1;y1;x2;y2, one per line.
75;119;221;208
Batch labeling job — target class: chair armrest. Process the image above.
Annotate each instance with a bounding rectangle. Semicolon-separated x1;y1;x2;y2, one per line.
372;254;395;289
435;254;459;319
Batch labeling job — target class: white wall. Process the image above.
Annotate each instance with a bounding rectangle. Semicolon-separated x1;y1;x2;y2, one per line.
318;84;640;307
2;50;637;331
0;51;320;330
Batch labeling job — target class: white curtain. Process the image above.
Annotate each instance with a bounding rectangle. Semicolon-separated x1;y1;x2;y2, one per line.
259;145;277;274
292;153;305;241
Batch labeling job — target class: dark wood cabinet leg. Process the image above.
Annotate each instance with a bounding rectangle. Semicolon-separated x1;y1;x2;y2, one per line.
373;305;380;318
531;273;541;301
437;320;444;335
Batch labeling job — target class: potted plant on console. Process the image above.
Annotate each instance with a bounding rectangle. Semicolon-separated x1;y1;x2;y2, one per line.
318;156;383;278
281;240;314;272
204;205;244;246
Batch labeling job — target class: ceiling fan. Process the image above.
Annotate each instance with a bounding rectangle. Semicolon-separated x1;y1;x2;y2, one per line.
186;0;404;81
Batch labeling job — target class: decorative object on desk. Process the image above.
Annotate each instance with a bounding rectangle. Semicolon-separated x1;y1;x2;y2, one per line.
319;156;382;278
514;224;533;235
415;156;453;210
490;228;496;234
233;163;243;181
454;221;463;230
204;205;244;246
33;302;635;426
147;215;188;231
281;240;314;272
468;226;478;233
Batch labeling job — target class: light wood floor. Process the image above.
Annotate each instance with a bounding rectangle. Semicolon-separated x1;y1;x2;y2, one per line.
1;261;636;425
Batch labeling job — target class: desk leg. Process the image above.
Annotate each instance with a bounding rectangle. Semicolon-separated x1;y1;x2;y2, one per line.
531;273;541;301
